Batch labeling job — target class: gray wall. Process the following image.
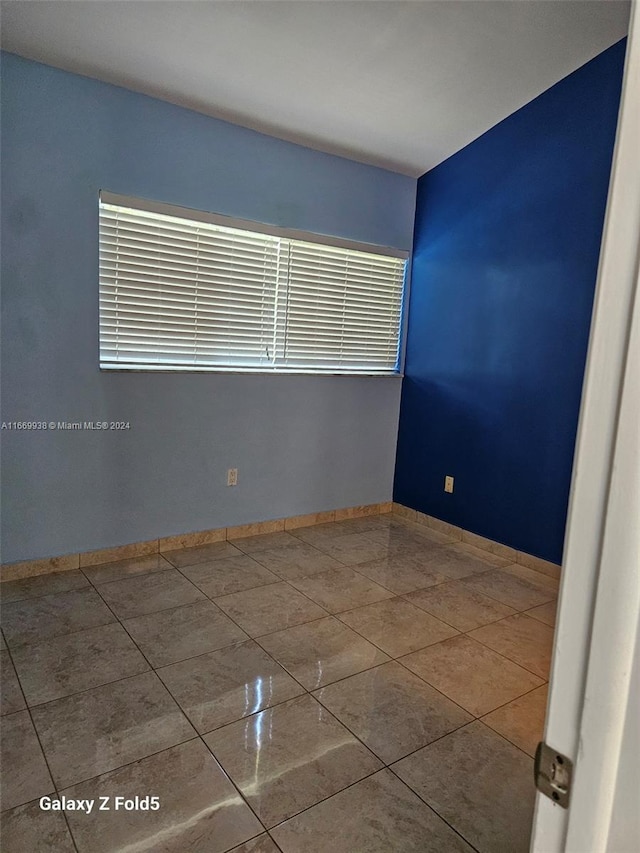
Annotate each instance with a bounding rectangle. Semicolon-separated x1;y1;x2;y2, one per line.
0;53;416;562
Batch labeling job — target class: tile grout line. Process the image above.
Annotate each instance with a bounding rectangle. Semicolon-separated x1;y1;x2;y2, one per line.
262;715;485;852
0;506;559;582
385;761;484;853
3;553;550;692
0;505;392;582
49;572;271;843
89;526;488;840
86;553;323;838
224;562;499;726
0;641;69;830
201;690;387;830
2;524;549;848
311;678;474;765
8;555;333;710
460;614;553;680
0;514;525;598
184;538;552;710
171;551;428;843
7;630;155;711
473;717;541;764
456;573;557;611
5;586;547;728
41;580;202;801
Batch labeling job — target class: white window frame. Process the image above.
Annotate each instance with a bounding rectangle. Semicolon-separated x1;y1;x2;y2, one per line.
99;191;408;376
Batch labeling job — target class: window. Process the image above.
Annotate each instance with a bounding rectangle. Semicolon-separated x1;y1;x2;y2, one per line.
99;192;407;374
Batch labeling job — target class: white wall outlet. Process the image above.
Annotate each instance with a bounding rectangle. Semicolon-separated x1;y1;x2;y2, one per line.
444;475;454;493
227;468;238;486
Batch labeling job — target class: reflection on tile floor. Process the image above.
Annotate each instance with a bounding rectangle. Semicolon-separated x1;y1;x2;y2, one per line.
0;515;556;851
313;661;472;763
156;640;304;733
63;739;263;853
257;615;389;690
272;769;476;853
204;694;381;827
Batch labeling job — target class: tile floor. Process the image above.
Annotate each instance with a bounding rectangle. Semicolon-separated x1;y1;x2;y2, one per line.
0;514;556;852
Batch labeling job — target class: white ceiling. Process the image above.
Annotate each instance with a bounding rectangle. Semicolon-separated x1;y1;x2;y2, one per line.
1;0;629;177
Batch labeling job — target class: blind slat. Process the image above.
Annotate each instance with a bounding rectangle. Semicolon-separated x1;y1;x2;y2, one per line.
99;198;405;373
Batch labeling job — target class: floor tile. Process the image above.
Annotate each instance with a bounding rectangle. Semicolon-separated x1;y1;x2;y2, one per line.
62;739;262;853
0;587;116;648
252;542;342;580
180;554;280;597
462;570;555;610
468;613;554;678
31;671;195;788
229;836;281;853
449;542;514;566
82;553;173;585
121;599;248;667
504;563;560;593
331;516;391;535
0;710;54;811
272;768;475;853
157;640;304;733
394;721;535;853
11;622;149;706
403;523;457;546
214;582;327;637
526;600;557;627
482;684;549;756
0;800;76;852
401;635;543;716
0;570;88;603
257;616;389;690
315;661;472;763
459;531;517;559
354;552;449;594
289;566;393;613
0;649;26;714
97;568;205;619
405;579;516;631
408;546;496;580
231;531;300;553
204;694;381;827
316;532;402;565
338;598;458;657
290;522;351;545
363;526;444;554
162;540;243;568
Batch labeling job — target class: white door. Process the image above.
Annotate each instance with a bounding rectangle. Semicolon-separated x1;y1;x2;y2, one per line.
530;2;640;850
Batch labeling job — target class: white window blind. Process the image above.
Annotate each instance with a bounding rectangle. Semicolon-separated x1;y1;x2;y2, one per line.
284;240;406;371
99;193;407;374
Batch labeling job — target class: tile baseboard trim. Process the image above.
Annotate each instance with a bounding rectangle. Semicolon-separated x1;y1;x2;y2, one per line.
392;502;561;579
0;501;394;582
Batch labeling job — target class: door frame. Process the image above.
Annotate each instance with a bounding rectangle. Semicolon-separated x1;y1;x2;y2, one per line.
530;2;640;850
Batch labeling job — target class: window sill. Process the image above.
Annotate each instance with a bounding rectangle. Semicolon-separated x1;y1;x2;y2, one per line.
99;367;404;378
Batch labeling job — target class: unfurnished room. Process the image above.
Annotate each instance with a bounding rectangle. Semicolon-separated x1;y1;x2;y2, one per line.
0;2;639;852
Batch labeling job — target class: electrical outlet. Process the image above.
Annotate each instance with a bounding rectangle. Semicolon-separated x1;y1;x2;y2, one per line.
227;468;238;486
444;475;454;494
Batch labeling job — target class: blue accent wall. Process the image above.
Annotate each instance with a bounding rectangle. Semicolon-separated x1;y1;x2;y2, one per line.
0;53;416;563
394;40;626;564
